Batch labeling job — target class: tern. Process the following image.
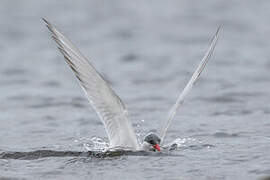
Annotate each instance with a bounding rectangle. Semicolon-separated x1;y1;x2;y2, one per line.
43;18;220;152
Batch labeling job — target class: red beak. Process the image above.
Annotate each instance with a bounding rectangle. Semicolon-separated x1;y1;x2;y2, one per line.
153;144;161;152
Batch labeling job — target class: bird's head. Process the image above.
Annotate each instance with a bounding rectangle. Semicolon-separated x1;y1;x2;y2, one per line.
143;133;161;152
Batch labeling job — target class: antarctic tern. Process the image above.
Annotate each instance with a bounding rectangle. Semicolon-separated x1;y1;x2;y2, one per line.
43;18;220;152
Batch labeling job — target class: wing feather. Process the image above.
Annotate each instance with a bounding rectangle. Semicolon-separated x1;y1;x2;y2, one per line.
43;18;139;149
160;26;221;144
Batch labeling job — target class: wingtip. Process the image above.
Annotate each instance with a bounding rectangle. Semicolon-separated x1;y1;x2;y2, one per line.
218;24;223;30
42;18;55;34
210;25;222;43
42;18;49;24
42;18;52;30
216;25;223;36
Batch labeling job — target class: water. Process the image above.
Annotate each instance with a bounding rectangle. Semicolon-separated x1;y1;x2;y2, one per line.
0;0;270;179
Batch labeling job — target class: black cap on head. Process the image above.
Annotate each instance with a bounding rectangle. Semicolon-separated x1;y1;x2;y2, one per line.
144;133;161;145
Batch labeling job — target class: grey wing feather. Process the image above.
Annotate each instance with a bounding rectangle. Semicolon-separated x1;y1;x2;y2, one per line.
43;18;139;149
160;26;221;144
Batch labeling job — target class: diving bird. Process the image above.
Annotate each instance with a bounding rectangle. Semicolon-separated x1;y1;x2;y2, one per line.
43;18;220;152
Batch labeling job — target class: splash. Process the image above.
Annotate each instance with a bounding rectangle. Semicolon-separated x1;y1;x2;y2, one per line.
83;137;109;152
134;119;147;146
164;137;214;151
172;137;199;147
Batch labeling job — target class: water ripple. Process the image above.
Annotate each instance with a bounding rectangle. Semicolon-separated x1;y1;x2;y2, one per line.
0;150;179;160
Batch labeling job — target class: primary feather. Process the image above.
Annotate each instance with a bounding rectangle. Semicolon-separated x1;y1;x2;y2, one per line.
160;26;221;144
43;18;139;150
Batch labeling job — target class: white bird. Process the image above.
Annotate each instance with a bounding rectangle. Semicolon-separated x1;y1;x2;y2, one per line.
43;18;220;152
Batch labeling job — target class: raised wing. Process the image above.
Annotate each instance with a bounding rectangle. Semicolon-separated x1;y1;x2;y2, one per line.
160;27;221;144
43;18;139;150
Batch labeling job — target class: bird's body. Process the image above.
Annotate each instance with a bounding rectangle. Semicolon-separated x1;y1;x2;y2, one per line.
43;18;220;152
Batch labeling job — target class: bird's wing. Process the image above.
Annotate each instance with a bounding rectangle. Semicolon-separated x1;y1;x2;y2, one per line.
43;18;139;150
160;27;221;144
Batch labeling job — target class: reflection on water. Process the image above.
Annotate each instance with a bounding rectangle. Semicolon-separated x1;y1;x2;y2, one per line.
0;137;213;160
0;150;166;160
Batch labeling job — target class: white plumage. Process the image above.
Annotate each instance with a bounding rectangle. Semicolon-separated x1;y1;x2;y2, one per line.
43;18;220;151
43;18;139;150
160;27;221;144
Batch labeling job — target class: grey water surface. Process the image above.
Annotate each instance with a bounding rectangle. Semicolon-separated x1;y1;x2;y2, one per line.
0;0;270;179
